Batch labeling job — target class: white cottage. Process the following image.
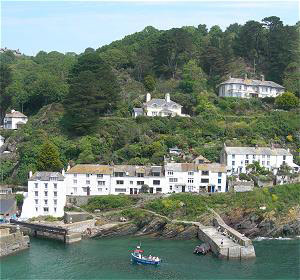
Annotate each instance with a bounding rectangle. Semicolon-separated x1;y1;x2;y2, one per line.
3;110;28;129
220;144;299;175
21;171;66;219
0;135;4;148
133;93;189;117
218;75;284;98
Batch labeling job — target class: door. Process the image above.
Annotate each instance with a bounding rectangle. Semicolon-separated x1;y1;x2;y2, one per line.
134;188;138;194
211;186;215;193
87;187;90;196
130;188;133;195
182;186;185;192
208;185;211;193
150;188;154;194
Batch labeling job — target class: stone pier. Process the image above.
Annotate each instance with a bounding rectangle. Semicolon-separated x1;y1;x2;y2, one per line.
0;227;30;257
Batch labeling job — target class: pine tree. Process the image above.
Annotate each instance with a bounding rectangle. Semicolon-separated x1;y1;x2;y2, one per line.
63;52;120;135
37;141;63;171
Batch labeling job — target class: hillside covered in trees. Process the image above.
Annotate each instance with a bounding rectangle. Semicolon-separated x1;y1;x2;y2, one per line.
0;16;299;185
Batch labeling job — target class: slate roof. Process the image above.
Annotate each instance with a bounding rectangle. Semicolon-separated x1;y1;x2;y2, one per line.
67;165;113;175
165;162;226;173
144;99;182;108
219;78;284;89
0;199;17;214
193;155;211;164
224;146;292;156
29;171;65;181
5;110;27;118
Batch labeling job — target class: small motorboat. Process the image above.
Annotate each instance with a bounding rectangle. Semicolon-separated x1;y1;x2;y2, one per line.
131;245;161;265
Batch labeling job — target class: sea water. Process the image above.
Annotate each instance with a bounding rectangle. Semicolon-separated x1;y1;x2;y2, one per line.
1;237;299;279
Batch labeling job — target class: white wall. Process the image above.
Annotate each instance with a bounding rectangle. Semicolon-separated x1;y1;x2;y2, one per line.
4;117;28;130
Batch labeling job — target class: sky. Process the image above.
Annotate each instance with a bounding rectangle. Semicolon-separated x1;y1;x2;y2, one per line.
1;0;299;56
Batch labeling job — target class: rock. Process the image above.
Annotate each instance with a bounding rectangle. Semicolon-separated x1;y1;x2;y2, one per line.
119;217;127;222
94;223;138;237
137;218;167;235
176;225;198;240
161;224;185;238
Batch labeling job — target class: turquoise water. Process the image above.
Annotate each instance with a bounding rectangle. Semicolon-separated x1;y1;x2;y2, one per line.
1;237;299;279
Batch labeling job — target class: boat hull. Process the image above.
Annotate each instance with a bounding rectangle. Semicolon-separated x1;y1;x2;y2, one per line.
131;253;160;265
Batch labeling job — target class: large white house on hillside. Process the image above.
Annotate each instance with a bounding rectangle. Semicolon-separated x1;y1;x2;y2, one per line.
218;75;284;98
220;144;299;175
3;110;28;129
133;93;189;117
21;171;66;219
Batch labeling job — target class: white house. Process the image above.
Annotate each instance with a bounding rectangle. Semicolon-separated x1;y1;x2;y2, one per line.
218;75;284;98
0;135;4;148
165;162;227;193
220;144;299;175
133;93;189;117
65;164;166;195
21;171;66;219
3;110;28;129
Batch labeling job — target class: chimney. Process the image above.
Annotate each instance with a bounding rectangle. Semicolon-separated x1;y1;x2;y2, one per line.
67;164;71;171
62;169;65;176
261;74;265;81
165;93;170;103
11;109;15;113
271;143;275;150
244;74;247;80
255;144;258;149
29;171;32;178
146;93;151;102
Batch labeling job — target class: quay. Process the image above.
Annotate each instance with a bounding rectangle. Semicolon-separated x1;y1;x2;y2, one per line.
0;226;30;257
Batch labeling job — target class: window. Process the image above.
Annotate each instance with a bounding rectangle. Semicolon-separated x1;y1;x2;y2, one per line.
246;154;249;159
253;155;256;159
34;191;38;197
114;172;124;177
262;161;265;165
152;172;160;176
262;155;265;158
169;186;172;190
188;178;194;183
202;170;209;176
73;174;77;177
245;160;249;164
98;188;102;192
267;161;270;166
35;183;38;188
50;177;58;181
44;199;48;205
73;179;77;184
167;170;173;176
188;171;194;176
130;181;133;185
169;178;178;182
35;207;38;212
153;180;160;185
188;186;193;192
115;188;126;193
44;183;48;188
218;186;221;192
98;181;105;186
54;183;57;189
86;180;90;185
218;172;222;177
44;191;48;196
152;112;157;116
54;199;57;205
54;207;57;212
201;178;209;183
73;187;77;194
137;173;144;177
218;179;222;184
116;180;124;185
86;174;90;178
232;161;235;166
267;155;270;159
283;155;286;160
54;191;57;197
35;199;38;204
232;154;235;159
97;174;103;178
43;207;49;213
156;188;162;192
137;181;144;185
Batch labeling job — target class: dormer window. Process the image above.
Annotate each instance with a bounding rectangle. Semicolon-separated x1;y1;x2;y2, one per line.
172;105;177;109
153;103;157;108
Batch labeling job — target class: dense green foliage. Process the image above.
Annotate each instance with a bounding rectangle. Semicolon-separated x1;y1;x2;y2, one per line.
83;195;138;212
275;92;299;110
146;184;300;220
0;17;299;185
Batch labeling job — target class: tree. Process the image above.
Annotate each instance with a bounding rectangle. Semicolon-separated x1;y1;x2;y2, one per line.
37;141;63;171
283;62;300;97
140;184;150;193
63;52;120;135
144;75;156;92
275;92;299;110
0;64;13;121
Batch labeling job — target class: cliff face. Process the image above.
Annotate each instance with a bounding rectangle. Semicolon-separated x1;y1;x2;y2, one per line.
222;206;300;238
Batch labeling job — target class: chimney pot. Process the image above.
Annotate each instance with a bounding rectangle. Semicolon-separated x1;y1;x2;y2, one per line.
29;171;33;178
261;74;265;81
146;93;151;103
165;93;170;103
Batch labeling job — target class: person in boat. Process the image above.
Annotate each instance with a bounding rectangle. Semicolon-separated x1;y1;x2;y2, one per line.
149;255;152;260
